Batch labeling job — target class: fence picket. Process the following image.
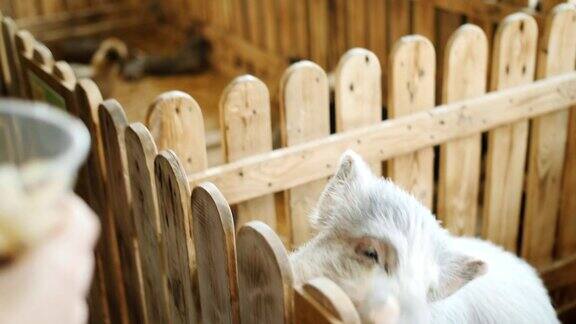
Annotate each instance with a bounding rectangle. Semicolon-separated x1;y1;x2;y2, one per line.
75;80;129;324
335;48;382;175
388;36;436;208
438;25;488;236
1;17;19;96
220;75;277;231
155;150;200;324
192;183;240;324
147;91;208;174
237;221;293;323
482;13;538;252
126;124;172;324
294;277;361;324
280;61;330;246
526;4;576;262
98;100;147;324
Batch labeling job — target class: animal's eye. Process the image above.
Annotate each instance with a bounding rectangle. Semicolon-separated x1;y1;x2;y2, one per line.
362;248;379;263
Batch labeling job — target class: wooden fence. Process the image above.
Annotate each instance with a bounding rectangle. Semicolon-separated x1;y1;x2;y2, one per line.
0;0;152;42
159;0;575;91
1;3;576;323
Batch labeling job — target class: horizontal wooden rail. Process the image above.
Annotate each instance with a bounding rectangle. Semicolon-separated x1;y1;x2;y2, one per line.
189;72;576;204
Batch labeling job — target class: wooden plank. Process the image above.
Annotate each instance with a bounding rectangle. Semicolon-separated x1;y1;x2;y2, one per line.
12;0;38;18
482;13;538;252
293;0;309;59
279;61;330;246
436;9;461;104
237;221;293;323
75;80;129;324
412;0;435;42
309;0;329;68
277;0;293;58
12;30;35;99
438;25;488;236
245;0;262;47
188;72;576;205
125;123;171;324
146;91;208;174
558;3;576;257
328;0;347;69
539;0;565;12
388;35;436;208
220;75;277;230
294;277;361;324
387;0;410;49
98;100;147;324
1;17;19;97
155;150;199;324
433;0;542;25
366;0;387;97
346;0;366;48
191;183;240;324
523;4;576;267
335;48;382;174
261;0;278;53
541;254;576;291
38;0;66;15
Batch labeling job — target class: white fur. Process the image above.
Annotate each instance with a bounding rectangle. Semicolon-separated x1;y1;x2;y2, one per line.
290;150;558;324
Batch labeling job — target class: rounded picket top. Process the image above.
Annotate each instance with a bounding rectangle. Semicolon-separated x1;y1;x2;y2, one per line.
296;277;361;324
53;61;76;86
147;90;207;173
237;221;293;324
442;24;488;103
219;74;272;161
334;48;382;132
280;60;330;146
191;182;240;324
491;12;538;90
537;3;576;78
32;42;54;69
154;149;198;323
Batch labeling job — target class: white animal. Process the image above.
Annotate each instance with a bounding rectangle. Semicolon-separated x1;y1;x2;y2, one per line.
290;151;558;324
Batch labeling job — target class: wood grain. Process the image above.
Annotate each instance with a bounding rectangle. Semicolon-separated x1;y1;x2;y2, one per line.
237;221;293;323
279;61;330;246
147;91;208;174
335;48;382;175
523;4;576;267
220;75;277;230
482;13;538;252
98;100;147;324
388;35;436;208
438;25;488;236
188;72;576;205
294;277;361;324
125;123;171;324
75;80;129;324
155;150;199;323
191;182;240;324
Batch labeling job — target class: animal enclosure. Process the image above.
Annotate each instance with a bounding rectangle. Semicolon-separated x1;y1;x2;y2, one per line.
1;1;576;324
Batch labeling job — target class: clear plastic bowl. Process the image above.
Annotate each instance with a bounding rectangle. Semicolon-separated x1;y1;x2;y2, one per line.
0;99;90;189
0;99;90;259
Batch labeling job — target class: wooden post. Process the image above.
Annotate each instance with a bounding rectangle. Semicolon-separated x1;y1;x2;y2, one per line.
191;183;240;324
482;13;538;252
335;48;382;175
237;221;293;323
98;100;148;324
294;277;361;324
279;61;330;246
388;35;436;208
146;91;208;174
438;25;488;236
76;80;129;324
125;124;172;324
220;75;277;231
155;150;200;323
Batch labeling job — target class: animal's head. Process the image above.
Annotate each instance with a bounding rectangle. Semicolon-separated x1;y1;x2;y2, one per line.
290;151;487;323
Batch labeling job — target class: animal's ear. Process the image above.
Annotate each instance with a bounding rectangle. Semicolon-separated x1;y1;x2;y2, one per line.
429;253;487;301
332;150;372;183
311;150;371;229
